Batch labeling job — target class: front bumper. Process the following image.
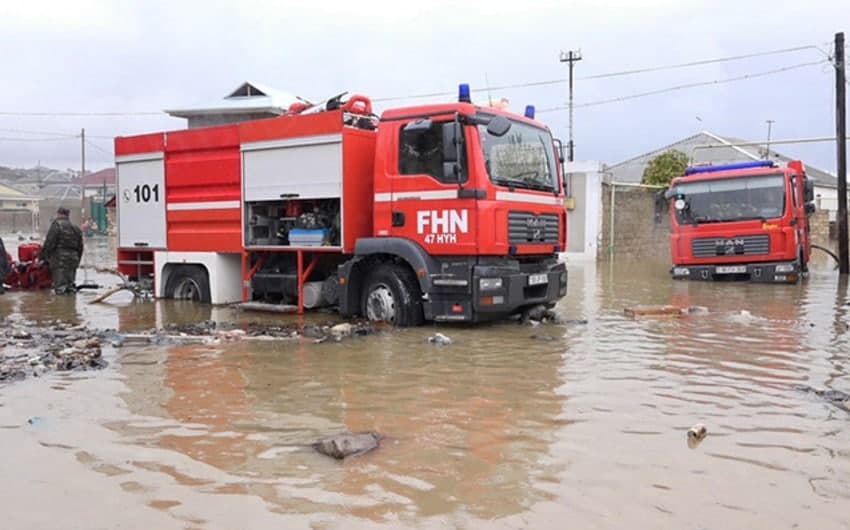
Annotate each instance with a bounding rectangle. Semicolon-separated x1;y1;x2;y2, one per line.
671;260;801;283
426;261;567;322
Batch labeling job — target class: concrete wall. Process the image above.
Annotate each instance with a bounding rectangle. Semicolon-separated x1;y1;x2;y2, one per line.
599;183;670;262
564;160;603;260
0;209;37;233
598;186;841;267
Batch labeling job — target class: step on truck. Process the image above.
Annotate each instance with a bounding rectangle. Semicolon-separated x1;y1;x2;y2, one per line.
114;85;568;325
662;159;815;283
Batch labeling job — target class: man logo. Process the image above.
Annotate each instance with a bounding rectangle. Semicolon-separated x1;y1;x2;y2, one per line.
526;216;545;241
715;238;744;255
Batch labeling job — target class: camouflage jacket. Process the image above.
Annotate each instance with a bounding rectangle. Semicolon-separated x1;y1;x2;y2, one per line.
0;238;9;278
42;218;83;264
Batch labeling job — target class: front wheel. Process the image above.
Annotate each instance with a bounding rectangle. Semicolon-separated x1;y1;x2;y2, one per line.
361;264;424;327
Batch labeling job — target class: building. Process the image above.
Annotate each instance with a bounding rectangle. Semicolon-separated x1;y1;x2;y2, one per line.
81;167;115;199
606;131;841;218
0;182;40;233
164;81;301;129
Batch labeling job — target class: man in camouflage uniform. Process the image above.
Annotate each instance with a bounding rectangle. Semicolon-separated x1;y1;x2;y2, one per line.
0;237;9;294
41;207;83;294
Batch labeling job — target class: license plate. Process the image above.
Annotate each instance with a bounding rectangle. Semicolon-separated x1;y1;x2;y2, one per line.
716;265;746;274
528;273;548;286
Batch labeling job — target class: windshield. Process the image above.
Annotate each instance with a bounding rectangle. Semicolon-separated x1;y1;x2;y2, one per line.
478;119;559;192
669;174;786;224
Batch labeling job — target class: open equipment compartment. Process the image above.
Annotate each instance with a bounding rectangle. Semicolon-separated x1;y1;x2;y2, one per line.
242;133;343;249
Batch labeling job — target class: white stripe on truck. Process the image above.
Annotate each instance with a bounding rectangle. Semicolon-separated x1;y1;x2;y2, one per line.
167;200;241;211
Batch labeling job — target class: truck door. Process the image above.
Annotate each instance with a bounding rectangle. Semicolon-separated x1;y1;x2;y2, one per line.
117;151;166;249
386;117;478;255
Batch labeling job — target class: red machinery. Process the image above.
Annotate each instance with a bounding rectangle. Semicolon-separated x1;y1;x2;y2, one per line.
3;242;52;290
114;86;568;325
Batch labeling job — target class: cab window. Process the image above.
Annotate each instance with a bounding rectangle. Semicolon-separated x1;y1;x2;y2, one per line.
398;121;467;183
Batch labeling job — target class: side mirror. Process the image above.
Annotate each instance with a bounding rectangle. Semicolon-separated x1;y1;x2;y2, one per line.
805;202;816;215
441;122;458;162
553;138;566;163
803;178;815;203
486;115;511;137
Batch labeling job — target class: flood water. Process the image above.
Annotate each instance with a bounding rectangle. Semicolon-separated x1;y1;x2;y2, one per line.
1;236;849;529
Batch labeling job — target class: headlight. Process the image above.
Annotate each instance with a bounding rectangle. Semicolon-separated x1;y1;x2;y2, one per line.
479;278;503;290
775;263;795;273
673;267;690;276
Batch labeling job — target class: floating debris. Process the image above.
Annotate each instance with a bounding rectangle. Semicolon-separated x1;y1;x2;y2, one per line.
521;304;563;325
794;385;850;413
426;333;453;345
687;423;708;449
312;431;383;459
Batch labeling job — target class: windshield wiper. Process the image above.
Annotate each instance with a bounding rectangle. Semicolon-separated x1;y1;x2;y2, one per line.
492;175;552;192
693;216;722;224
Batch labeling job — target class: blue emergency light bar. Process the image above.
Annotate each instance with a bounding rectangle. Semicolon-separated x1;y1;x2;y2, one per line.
458;83;471;103
524;105;535;119
684;160;775;175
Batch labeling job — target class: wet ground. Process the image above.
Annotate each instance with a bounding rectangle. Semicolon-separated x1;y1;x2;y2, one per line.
1;236;849;529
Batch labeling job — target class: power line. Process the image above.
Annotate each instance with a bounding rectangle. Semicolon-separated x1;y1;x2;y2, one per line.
578;45;824;80
0;136;78;142
0;127;78;137
371;43;827;103
0;43;833;117
85;139;113;158
0;110;162;117
537;60;827;113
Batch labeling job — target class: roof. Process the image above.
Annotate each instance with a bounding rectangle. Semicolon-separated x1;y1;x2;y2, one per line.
0;182;39;201
37;182;81;200
165;81;301;118
607;130;839;189
81;168;116;187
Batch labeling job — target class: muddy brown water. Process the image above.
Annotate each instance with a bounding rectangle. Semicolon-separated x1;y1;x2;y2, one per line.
1;236;849;529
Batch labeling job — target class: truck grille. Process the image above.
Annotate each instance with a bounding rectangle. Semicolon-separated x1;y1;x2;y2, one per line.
691;234;770;257
508;211;559;244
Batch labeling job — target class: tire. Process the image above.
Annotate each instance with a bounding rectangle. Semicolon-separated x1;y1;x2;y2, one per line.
361;263;424;327
164;266;211;303
799;248;809;275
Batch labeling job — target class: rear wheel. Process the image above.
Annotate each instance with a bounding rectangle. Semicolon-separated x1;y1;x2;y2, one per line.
361;263;424;327
165;266;211;303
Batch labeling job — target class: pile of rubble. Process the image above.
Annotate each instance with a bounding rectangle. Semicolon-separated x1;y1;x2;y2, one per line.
0;318;108;382
126;319;378;346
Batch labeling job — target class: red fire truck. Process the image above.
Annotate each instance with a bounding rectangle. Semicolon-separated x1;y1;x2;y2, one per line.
663;159;815;283
114;86;567;325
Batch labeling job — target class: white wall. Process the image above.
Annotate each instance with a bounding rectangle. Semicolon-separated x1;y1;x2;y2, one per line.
563;160;604;261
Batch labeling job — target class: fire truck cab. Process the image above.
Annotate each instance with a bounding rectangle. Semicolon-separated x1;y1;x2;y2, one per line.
115;86;567;325
664;159;815;283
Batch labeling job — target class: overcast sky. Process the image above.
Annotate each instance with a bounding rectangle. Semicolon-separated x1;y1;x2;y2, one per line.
1;0;848;173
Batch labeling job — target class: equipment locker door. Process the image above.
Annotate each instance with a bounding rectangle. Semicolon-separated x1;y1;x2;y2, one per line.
117;152;166;248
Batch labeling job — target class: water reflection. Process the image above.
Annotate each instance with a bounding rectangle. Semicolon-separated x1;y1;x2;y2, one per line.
5;245;848;527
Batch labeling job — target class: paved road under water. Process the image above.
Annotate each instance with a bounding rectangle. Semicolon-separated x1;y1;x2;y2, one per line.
1;237;849;529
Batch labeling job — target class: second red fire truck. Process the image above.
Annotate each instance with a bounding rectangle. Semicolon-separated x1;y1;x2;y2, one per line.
664;159;815;283
115;85;568;325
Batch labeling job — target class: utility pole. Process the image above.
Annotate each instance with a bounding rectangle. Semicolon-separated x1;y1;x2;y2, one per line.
836;32;848;274
560;49;582;162
765;120;775;160
81;128;86;222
